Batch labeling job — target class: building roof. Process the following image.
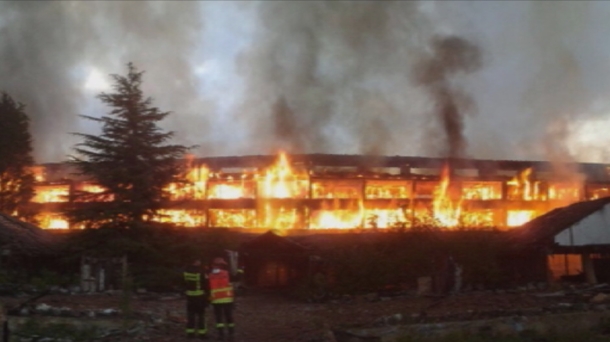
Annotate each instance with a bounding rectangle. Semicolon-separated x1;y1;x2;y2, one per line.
0;212;55;256
507;197;610;248
240;231;308;256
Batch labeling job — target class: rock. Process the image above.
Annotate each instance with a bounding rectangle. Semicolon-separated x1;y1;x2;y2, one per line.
35;303;52;314
99;308;119;316
591;293;610;303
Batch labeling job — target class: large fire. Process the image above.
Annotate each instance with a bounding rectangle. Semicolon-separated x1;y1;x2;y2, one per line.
30;152;593;230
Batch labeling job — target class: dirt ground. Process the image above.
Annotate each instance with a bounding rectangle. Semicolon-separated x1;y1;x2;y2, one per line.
1;287;598;342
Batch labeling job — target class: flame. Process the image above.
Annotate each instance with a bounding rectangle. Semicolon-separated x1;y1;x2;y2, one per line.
29;151;593;230
507;168;543;201
364;208;409;229
209;209;256;228
166;163;209;200
75;184;114;202
32;184;70;203
36;213;70;229
260;152;308;198
548;182;581;201
365;181;411;199
208;174;254;199
28;166;46;182
507;210;536;227
462;181;502;200
153;209;206;227
432;164;462;227
589;186;609;200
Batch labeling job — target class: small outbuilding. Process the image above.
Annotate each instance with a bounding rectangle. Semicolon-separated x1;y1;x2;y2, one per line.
508;196;610;284
239;231;310;288
0;213;54;259
0;212;55;276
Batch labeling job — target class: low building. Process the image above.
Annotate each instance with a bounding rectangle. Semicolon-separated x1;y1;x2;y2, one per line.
509;196;610;284
0;212;55;272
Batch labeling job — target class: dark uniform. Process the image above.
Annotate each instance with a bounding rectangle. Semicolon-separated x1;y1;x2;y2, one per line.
184;262;210;338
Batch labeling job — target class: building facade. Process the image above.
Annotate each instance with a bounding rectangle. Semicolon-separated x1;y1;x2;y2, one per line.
28;153;610;230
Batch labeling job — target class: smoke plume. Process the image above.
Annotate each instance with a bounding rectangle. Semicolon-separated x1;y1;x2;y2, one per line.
2;1;610;163
237;1;434;155
413;36;482;159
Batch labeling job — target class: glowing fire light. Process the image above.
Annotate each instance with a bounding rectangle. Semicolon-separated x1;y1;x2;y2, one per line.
28;151;594;230
32;185;70;203
311;210;363;229
432;164;462;227
507;168;543;201
260;152;308;198
507;210;536;227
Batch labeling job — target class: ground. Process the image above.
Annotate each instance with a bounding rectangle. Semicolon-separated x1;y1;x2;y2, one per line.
2;286;606;342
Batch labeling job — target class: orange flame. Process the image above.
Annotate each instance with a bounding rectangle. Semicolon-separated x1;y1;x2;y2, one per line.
432;164;462;227
507;168;543;201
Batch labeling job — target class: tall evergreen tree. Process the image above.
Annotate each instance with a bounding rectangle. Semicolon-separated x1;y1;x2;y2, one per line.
0;92;35;219
68;63;189;229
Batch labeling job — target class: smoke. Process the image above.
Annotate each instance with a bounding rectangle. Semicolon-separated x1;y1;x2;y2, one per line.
413;35;482;159
0;1;210;163
237;1;436;156
3;1;610;164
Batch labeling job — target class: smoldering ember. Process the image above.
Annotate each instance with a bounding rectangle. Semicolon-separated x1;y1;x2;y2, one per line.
3;2;610;342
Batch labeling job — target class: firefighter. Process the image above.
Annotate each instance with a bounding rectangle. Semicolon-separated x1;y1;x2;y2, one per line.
209;257;238;341
184;258;210;339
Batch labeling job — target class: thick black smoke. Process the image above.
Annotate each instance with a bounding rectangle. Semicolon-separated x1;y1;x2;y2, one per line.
238;1;434;155
413;35;482;159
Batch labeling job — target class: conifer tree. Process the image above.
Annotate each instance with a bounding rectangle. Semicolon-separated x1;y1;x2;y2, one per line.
0;92;35;219
68;63;189;229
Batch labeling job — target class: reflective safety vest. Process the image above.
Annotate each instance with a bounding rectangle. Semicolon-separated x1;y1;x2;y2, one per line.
184;272;204;296
209;269;234;304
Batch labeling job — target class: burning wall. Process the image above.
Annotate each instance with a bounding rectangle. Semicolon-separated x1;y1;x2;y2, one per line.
28;153;610;230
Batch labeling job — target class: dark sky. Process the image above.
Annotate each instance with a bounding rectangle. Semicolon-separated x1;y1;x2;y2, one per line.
1;1;609;163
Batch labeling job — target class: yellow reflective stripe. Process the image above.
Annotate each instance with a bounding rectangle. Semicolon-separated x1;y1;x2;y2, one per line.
186;328;195;333
184;272;200;281
186;290;204;296
197;329;207;334
211;287;233;293
212;297;234;304
216;323;225;328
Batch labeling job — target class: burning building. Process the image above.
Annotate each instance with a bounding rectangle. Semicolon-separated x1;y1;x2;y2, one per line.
27;153;610;230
